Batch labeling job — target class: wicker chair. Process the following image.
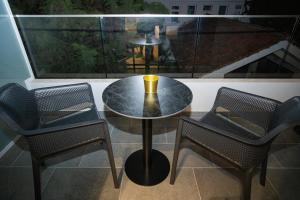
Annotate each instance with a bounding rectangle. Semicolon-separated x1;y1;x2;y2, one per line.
0;83;118;200
170;87;300;200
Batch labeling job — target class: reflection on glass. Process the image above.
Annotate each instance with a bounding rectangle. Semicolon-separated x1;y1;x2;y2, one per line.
17;17;105;78
16;16;299;79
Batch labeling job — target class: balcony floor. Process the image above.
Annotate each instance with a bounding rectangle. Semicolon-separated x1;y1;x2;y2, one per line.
0;112;300;200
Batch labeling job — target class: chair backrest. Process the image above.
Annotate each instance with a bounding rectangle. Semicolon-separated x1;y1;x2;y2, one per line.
0;83;39;131
269;96;300;133
32;83;96;124
212;87;281;134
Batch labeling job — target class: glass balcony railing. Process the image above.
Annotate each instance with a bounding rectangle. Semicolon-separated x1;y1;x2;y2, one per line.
15;15;300;79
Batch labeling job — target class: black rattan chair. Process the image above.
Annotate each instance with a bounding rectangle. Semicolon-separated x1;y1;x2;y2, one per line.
170;87;300;200
0;83;118;200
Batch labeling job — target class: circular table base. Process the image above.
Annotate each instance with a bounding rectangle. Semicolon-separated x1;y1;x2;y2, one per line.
125;149;170;186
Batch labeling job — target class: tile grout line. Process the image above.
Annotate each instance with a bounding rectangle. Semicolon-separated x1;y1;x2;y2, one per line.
42;167;56;193
164;130;168;144
118;168;124;200
10;150;24;166
266;175;280;199
77;145;89;167
273;142;300;145
77;155;84;167
3;165;300;169
111;142;175;145
109;125;115;133
108;126;114;139
0;135;21;159
192;168;202;200
270;154;284;168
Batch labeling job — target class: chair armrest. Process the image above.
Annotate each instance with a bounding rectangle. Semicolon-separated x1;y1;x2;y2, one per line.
257;121;299;145
180;116;260;146
22;119;105;136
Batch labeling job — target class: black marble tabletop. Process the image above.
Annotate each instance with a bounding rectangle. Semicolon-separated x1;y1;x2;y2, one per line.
129;37;162;46
102;75;193;119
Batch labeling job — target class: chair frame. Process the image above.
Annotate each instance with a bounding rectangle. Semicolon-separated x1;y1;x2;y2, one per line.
0;83;119;200
170;87;300;200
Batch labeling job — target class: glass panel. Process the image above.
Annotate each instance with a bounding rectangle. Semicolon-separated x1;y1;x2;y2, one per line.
100;17;130;77
15;16;299;79
193;17;297;78
17;17;105;78
103;17;196;78
160;17;197;77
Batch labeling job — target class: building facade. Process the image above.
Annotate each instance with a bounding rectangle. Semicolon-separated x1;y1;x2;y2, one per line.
147;0;245;15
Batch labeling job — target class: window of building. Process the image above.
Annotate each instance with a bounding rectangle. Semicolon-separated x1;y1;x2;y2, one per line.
172;6;179;10
187;6;196;14
203;5;212;11
235;5;242;9
218;6;227;15
171;11;179;22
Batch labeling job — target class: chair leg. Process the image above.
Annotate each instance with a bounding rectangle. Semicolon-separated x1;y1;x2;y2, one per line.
241;168;253;200
31;156;41;200
103;123;119;188
260;156;268;186
170;120;184;184
170;140;180;184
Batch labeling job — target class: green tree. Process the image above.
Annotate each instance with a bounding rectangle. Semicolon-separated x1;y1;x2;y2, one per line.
11;0;169;77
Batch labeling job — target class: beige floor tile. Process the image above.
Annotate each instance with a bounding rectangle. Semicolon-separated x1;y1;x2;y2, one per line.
267;169;300;200
0;166;55;200
43;168;119;200
154;144;214;168
79;143;142;168
119;168;200;200
1;111;298;200
273;127;300;144
110;125;167;144
194;168;278;200
271;144;300;168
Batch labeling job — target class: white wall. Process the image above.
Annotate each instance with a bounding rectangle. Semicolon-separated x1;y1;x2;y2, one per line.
0;0;32;87
27;78;300;112
0;0;32;152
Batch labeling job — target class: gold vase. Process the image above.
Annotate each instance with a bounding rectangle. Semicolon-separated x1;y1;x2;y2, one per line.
143;75;159;93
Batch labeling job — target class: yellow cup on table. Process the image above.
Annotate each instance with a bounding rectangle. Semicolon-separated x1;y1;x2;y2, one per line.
143;75;159;93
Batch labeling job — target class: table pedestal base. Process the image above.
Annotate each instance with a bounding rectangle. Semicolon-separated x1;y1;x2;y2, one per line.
125;149;170;186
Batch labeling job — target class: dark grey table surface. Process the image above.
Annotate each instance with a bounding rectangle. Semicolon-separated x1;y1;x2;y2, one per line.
102;75;193;119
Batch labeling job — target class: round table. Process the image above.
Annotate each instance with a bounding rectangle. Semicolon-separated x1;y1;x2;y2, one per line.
102;75;193;186
129;37;162;72
129;37;162;46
